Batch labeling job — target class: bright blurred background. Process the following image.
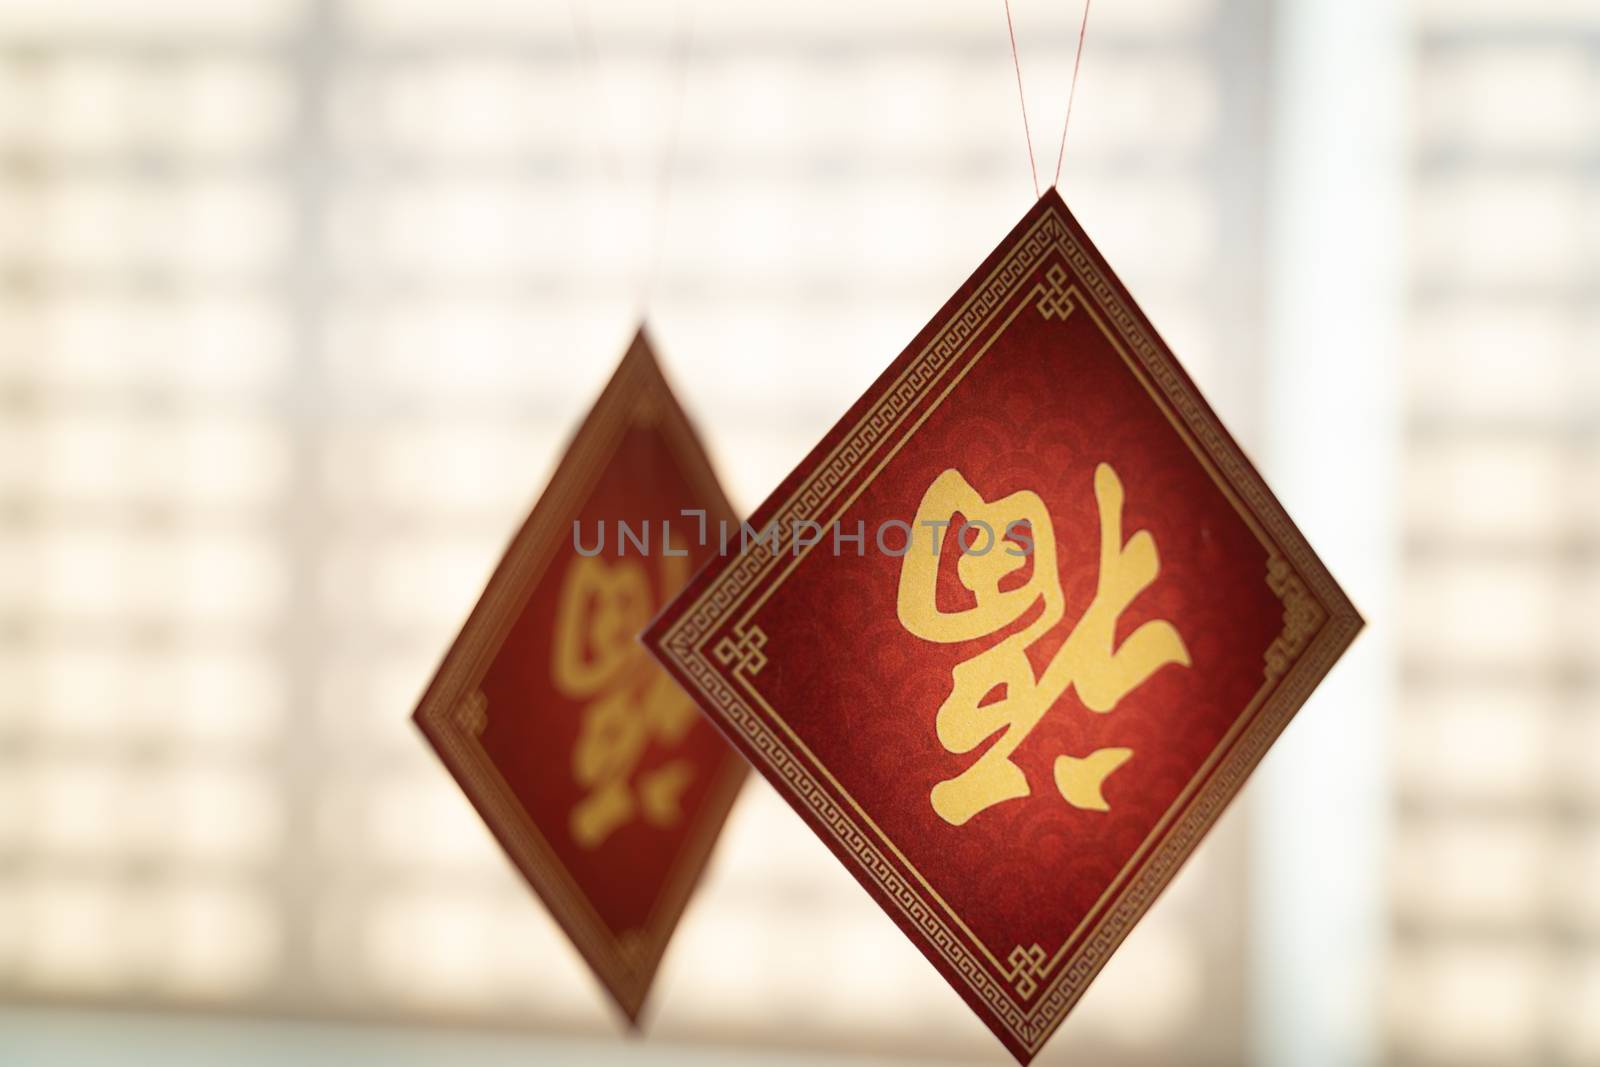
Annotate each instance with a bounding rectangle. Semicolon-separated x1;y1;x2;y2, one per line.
0;1;1595;1065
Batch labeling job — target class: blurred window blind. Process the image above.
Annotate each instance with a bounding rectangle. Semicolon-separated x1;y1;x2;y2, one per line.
1390;2;1600;1066
0;1;1266;1062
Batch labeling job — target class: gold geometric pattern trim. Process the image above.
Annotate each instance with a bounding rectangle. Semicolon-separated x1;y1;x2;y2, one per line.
617;929;649;972
713;624;769;679
670;639;1040;1038
630;383;664;428
1006;943;1048;998
1266;555;1325;682
1036;264;1076;321
454;688;489;737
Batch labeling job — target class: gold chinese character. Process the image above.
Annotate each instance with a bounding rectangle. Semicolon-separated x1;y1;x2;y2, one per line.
553;548;697;849
897;463;1190;826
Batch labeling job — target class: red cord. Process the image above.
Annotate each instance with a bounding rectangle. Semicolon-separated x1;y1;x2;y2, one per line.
1053;0;1093;189
1004;0;1094;197
1003;0;1041;199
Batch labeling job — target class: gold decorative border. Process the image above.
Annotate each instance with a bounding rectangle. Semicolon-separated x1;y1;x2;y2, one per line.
654;195;1361;1056
412;328;745;1022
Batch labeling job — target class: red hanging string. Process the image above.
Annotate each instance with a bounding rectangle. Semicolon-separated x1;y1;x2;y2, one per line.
1053;0;1093;188
1003;0;1040;200
1003;0;1094;197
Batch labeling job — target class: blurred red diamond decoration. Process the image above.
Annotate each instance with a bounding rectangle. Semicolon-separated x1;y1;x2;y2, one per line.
413;328;745;1023
642;191;1361;1063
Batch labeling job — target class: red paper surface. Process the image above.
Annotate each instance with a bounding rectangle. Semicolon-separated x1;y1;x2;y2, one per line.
643;191;1361;1063
413;328;745;1023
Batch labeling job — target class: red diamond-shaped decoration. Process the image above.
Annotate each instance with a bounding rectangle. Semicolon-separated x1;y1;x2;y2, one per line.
414;328;746;1023
643;192;1361;1063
